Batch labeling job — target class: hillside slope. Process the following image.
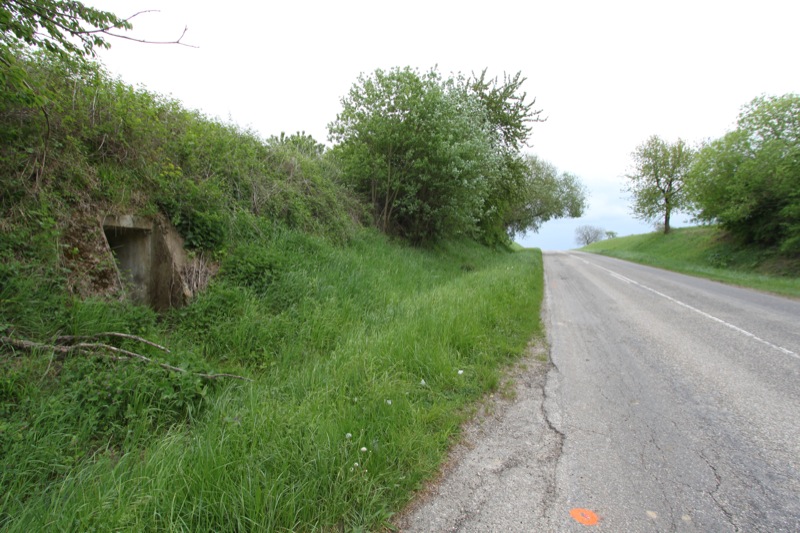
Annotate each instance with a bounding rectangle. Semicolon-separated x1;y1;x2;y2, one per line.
1;53;547;530
582;226;800;297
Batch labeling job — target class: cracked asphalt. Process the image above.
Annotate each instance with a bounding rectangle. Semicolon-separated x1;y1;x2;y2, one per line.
395;252;800;532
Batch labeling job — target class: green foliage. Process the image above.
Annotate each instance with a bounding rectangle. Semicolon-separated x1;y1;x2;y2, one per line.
503;155;587;237
624;135;694;234
329;66;580;245
260;136;361;240
469;70;542;152
221;230;323;305
0;50;358;250
466;72;573;245
687;94;800;252
330;67;490;243
0;0;131;105
0;197;67;337
0;297;216;522
154;162;228;251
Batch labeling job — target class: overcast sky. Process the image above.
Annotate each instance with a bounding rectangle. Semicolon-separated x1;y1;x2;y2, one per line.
91;0;799;250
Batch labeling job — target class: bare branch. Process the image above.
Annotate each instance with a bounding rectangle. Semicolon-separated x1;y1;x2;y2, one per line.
1;335;251;381
56;332;171;353
104;26;198;48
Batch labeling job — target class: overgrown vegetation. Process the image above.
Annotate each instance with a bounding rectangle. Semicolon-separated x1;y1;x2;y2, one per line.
582;226;800;297
687;94;800;253
0;39;557;530
2;224;544;530
625;94;799;250
329;67;586;245
0;0;133;105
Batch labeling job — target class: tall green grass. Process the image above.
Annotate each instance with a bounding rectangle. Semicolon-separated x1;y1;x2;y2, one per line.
583;226;800;297
2;226;543;531
1;52;545;530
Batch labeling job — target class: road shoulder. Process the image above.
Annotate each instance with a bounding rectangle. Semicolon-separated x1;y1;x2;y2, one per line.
392;339;560;532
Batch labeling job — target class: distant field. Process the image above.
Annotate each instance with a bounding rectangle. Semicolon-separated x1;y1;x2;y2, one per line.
581;226;800;298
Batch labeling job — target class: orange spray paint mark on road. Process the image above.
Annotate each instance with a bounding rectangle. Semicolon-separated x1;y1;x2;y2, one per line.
570;508;599;526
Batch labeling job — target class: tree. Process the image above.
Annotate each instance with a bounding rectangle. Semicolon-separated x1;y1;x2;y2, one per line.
624;135;693;234
469;69;543;152
503;155;587;236
329;66;588;245
468;71;547;244
328;67;494;243
687;94;800;252
575;225;605;246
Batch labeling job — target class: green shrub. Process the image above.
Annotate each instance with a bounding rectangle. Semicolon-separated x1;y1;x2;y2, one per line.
688;94;800;252
154;162;228;251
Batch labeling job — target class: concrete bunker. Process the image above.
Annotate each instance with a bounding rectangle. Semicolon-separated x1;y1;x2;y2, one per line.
102;215;206;311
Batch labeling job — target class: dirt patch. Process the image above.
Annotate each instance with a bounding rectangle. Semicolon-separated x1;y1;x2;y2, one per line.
61;211;123;300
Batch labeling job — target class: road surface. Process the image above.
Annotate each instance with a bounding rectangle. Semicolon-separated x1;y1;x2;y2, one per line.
544;252;800;532
397;252;800;532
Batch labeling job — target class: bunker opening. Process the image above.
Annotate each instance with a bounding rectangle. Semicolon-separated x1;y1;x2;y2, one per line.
102;216;154;307
101;215;202;311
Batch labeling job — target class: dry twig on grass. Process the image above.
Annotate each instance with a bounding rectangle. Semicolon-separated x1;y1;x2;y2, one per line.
0;333;251;381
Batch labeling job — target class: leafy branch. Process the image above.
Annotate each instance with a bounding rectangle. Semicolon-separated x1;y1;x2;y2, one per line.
1;1;196;107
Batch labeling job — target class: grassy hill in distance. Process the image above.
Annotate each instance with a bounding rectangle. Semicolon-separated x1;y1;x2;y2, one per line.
581;226;800;298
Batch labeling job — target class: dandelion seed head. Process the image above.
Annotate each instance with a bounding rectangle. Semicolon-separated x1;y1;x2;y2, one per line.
385;399;392;405
345;433;352;440
458;369;464;375
360;447;367;452
420;379;427;386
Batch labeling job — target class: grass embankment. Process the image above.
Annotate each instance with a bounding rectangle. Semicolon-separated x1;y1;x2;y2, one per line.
582;226;800;298
1;51;545;530
1;227;544;531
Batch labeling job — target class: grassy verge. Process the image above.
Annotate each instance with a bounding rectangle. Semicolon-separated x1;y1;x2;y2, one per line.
582;226;800;298
1;227;543;531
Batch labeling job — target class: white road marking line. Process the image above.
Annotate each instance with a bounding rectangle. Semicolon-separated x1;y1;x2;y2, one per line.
576;256;800;360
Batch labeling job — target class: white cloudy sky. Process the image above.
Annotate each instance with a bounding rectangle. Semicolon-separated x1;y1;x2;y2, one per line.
90;0;799;249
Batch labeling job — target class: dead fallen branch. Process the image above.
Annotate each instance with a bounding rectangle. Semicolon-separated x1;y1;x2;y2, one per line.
1;334;251;381
56;332;172;353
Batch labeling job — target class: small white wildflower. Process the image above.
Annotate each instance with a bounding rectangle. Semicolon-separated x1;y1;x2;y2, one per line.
385;399;392;405
353;462;359;468
360;447;367;453
420;379;427;386
458;369;464;375
345;433;352;440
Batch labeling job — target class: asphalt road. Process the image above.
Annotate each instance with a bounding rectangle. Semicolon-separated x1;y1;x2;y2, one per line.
543;252;800;532
396;251;800;532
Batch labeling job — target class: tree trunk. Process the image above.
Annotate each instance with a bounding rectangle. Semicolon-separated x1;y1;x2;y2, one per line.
663;208;671;234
